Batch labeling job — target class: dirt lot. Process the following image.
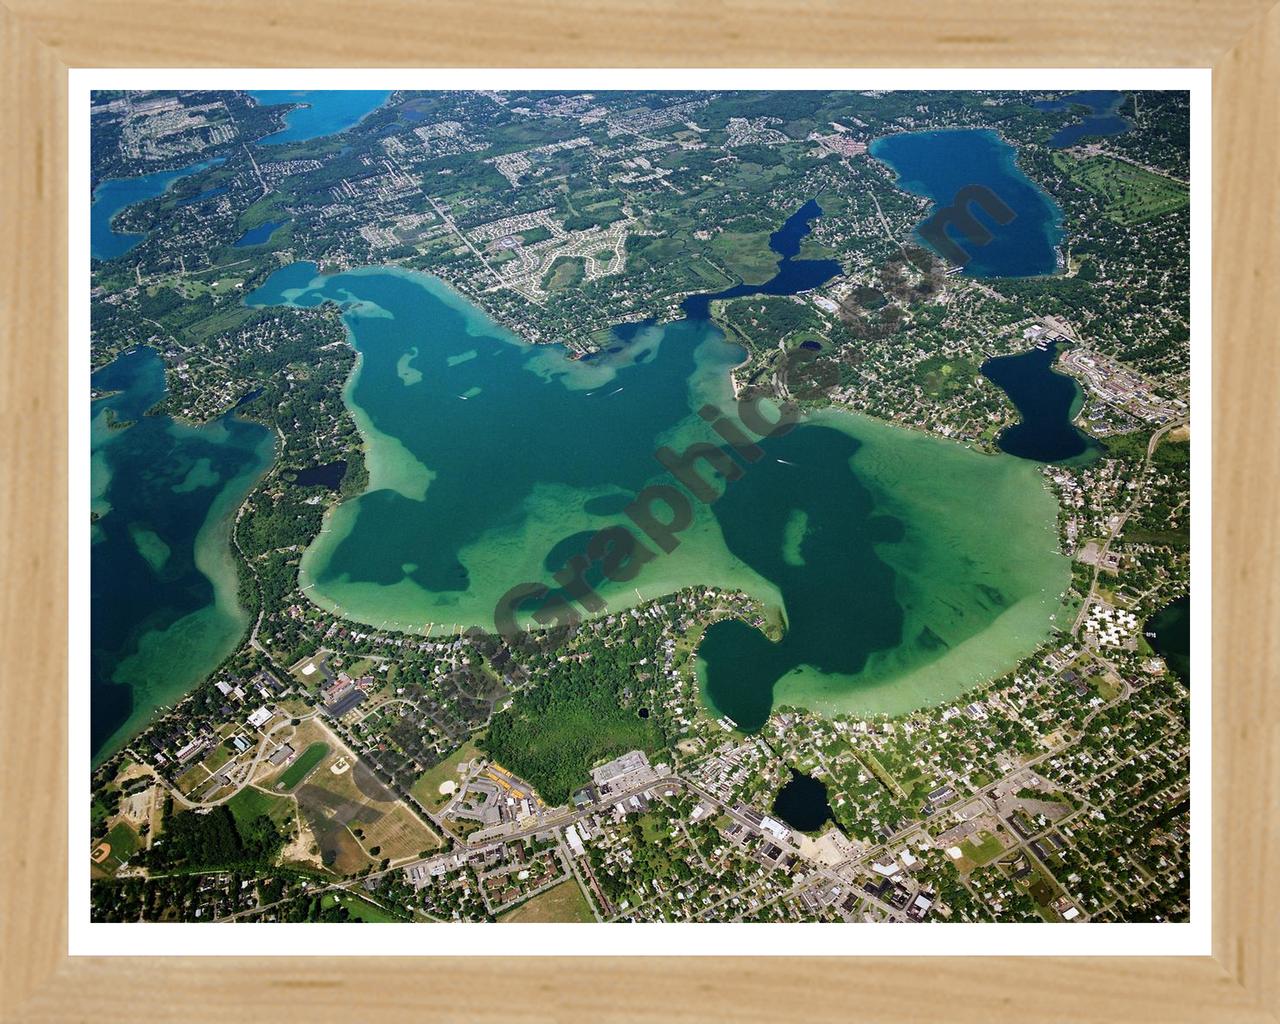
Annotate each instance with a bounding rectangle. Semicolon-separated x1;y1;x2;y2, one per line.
289;721;441;874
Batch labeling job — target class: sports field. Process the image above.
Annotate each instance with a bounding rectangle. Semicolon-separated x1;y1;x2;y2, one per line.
275;742;329;791
960;830;1006;867
410;738;482;812
226;785;295;831
91;821;141;877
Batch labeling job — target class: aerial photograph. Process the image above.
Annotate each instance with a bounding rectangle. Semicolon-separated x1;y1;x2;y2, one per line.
87;86;1191;927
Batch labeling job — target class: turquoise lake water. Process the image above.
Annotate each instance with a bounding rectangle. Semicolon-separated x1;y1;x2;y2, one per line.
93;135;1078;751
250;90;391;145
245;211;1068;729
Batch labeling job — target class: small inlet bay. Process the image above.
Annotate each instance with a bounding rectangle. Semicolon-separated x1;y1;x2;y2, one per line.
249;90;392;145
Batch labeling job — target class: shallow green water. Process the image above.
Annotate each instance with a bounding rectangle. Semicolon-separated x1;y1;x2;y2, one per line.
700;408;1070;726
249;263;779;633
247;260;1069;727
91;347;273;762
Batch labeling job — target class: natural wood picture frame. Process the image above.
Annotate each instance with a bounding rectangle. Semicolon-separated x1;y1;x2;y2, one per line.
1;1;1276;1019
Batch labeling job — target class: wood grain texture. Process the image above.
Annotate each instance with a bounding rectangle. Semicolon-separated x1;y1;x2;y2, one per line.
1212;5;1280;1014
2;0;1278;67
0;0;1276;1020
0;2;69;1017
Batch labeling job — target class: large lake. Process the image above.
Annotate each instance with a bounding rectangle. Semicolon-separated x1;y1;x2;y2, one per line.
247;202;1069;730
870;128;1064;277
250;90;391;145
91;347;273;761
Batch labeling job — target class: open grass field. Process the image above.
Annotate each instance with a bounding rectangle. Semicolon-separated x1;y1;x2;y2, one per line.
275;741;330;792
542;255;585;293
630;233;686;269
638;811;675;844
1091;674;1125;701
499;879;595;923
960;830;1006;867
226;785;295;832
174;762;209;795
410;738;483;812
353;802;442;862
308;819;368;876
709;229;780;285
321;891;410;923
1027;870;1063;910
1052;152;1189;224
291;733;441;873
797;236;838;261
686;257;735;289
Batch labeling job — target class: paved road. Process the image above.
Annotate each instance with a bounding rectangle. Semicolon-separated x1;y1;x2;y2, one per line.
1072;417;1186;635
164;710;318;810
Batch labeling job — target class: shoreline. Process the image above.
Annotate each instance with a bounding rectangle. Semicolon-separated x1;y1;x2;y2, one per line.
102;171;1078;745
265;266;1067;740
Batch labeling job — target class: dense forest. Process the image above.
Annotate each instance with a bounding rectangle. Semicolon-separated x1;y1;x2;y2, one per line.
143;804;285;872
482;631;666;804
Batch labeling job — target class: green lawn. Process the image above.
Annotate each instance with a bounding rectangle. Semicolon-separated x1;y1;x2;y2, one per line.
94;821;141;875
1091;675;1124;701
1053;153;1188;225
227;785;295;831
542;256;585;293
638;812;674;844
499;880;595;923
107;820;140;859
960;831;1005;867
686;257;734;289
275;742;330;791
1027;872;1061;908
410;739;483;812
797;237;838;261
519;225;552;245
346;657;377;677
321;891;408;923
